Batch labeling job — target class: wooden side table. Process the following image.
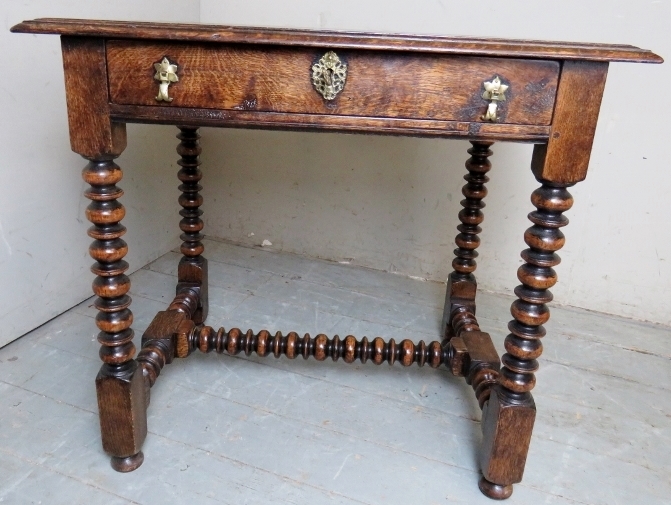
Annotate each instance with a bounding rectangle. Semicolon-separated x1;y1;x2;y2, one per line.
11;18;662;500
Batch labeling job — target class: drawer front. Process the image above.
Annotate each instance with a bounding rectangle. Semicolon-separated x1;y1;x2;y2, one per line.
107;40;559;126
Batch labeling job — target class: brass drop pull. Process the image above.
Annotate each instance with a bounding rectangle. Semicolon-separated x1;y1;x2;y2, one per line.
153;57;179;102
481;76;508;122
312;51;347;100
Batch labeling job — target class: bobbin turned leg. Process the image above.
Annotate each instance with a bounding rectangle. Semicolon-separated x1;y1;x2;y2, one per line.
439;141;500;425
176;127;208;324
478;182;573;499
59;36;147;471
477;60;608;499
135;128;206;389
441;141;493;340
84;157;147;472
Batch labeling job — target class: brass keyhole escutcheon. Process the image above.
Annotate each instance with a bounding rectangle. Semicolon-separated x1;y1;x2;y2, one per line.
312;51;347;100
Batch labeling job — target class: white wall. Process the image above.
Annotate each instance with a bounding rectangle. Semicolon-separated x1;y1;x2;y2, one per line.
0;2;199;346
2;1;668;349
198;0;671;325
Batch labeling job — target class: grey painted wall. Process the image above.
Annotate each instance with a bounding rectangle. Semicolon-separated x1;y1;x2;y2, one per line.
2;0;668;350
198;0;670;325
0;1;198;345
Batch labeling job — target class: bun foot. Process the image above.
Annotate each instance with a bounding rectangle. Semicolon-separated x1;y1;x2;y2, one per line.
110;451;144;472
479;476;513;500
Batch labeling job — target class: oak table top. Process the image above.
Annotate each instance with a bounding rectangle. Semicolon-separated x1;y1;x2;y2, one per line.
12;18;663;62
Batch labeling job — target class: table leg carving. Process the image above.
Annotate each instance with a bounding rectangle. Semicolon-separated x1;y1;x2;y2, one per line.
176;126;208;324
479;181;573;499
442;141;494;340
84;157;147;472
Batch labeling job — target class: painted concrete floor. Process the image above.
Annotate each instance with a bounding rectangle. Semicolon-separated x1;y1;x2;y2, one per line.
0;238;669;505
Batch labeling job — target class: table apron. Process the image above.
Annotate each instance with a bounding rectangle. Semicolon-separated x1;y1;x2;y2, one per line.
108;104;550;142
106;40;560;128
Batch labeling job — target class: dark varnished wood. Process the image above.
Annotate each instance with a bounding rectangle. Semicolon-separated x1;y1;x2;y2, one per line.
10;16;663;500
83;159;133;365
107;41;559;126
95;362;146;470
531;61;609;184
479;182;573;496
443;308;500;409
137;289;201;389
85;158;147;469
109;104;551;142
503;183;573;396
167;287;200;319
442;142;493;339
176;128;204;259
138;310;181;390
12;18;663;63
178;324;451;368
175;127;208;324
452;142;494;276
479;472;513;500
462;331;501;408
64;33;147;471
61;37;126;158
111;451;145;473
480;387;536;498
439;143;502;411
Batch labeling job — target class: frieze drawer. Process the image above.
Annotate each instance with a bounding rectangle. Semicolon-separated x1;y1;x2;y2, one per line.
106;40;560;126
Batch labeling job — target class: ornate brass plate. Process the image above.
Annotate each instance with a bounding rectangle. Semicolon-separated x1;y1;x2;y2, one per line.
311;51;347;100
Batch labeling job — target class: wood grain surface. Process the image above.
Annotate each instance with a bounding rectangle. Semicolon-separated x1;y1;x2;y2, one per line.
12;18;664;63
61;37;126;158
108;104;551;141
107;41;560;126
531;61;609;183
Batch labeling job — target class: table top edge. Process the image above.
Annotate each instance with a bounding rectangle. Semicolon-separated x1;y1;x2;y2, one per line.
10;18;664;64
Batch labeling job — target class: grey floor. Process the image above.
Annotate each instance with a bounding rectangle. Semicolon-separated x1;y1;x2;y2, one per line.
0;238;669;505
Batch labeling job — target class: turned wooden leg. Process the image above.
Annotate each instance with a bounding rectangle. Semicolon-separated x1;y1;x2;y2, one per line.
176;127;208;324
441;141;493;340
84;157;147;472
135;128;208;389
479;181;573;499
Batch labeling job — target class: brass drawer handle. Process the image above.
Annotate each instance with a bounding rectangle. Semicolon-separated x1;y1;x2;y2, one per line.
154;56;179;102
481;76;508;122
312;51;347;100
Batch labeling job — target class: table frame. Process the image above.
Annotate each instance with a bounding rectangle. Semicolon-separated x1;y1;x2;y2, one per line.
11;18;663;500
